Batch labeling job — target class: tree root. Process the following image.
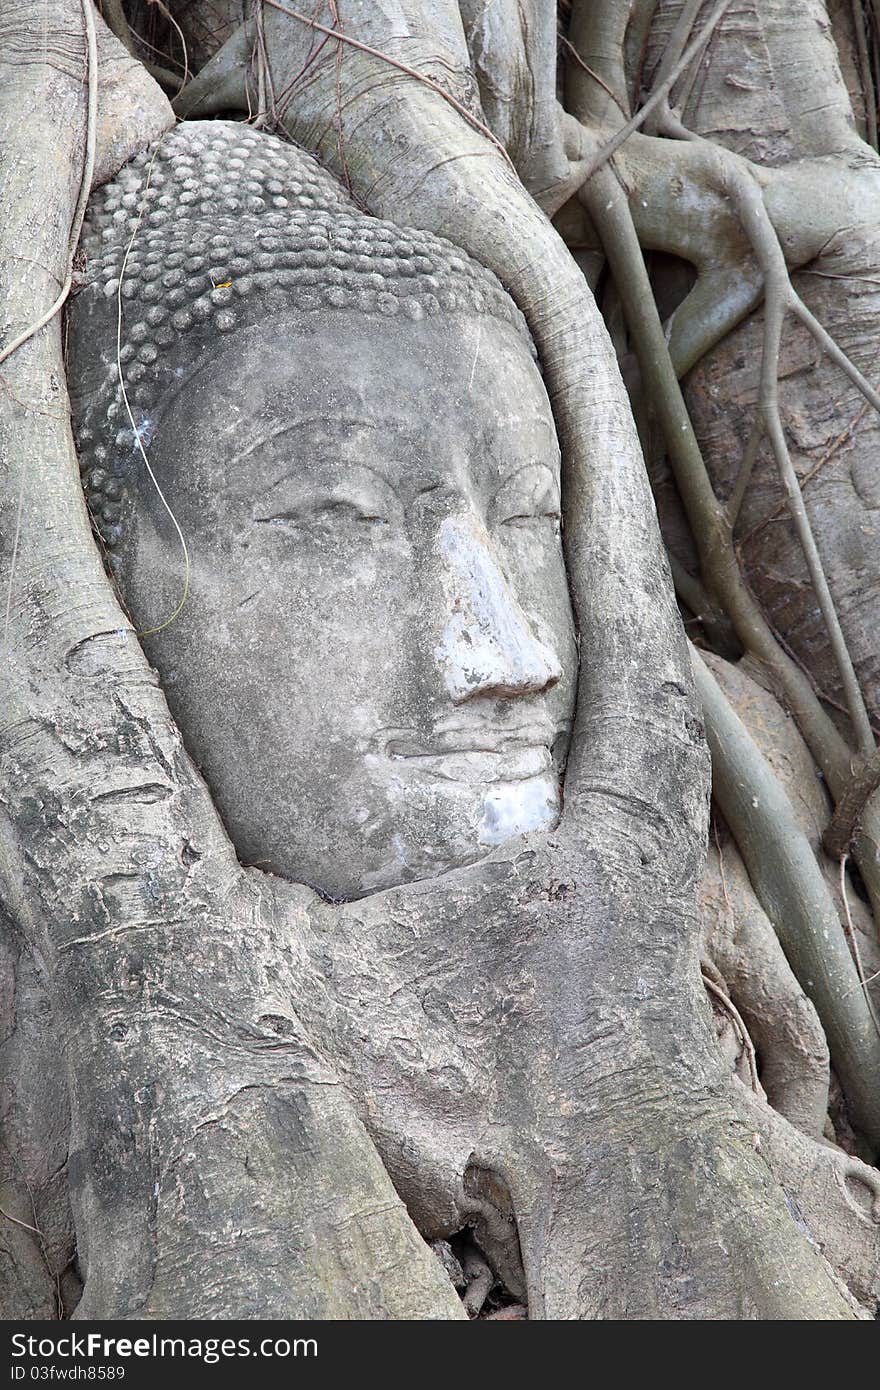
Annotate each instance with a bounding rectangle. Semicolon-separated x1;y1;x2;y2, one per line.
97;0;135;55
0;0;96;373
484;1303;527;1319
733;1083;880;1314
460;1242;494;1317
824;751;880;858
693;647;880;1153
711;154;878;754
704;648;880;998
571;151;880;939
563;0;880;763
4;0;876;1320
838;854;880;1039
172;17;254;118
700;959;762;1097
701;842;831;1139
568;0;731;178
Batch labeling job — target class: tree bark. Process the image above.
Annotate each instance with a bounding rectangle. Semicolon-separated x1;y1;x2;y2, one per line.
0;0;878;1320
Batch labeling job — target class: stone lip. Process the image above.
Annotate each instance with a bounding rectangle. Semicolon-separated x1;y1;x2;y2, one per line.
383;718;561;784
384;746;553;785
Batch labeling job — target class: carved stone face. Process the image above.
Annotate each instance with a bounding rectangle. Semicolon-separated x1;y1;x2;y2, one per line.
124;309;577;898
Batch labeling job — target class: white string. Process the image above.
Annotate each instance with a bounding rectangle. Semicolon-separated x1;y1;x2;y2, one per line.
114;137;191;637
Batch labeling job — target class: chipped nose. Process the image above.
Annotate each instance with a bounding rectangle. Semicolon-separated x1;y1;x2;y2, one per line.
435;513;563;703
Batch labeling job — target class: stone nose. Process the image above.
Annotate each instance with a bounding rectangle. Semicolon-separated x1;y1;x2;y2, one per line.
435;513;562;704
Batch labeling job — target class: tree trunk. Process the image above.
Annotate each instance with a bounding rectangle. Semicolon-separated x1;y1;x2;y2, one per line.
1;0;878;1320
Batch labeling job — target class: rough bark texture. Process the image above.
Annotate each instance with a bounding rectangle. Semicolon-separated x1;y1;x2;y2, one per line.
0;0;879;1320
641;0;880;727
0;3;467;1320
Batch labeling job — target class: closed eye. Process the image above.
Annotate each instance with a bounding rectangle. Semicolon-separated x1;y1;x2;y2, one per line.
253;465;398;529
491;462;561;533
257;499;388;525
502;510;561;530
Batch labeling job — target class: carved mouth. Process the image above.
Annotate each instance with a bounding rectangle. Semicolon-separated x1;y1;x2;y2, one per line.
382;722;562;784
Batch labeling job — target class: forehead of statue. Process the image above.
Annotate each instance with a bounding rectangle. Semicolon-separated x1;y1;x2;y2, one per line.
149;309;559;502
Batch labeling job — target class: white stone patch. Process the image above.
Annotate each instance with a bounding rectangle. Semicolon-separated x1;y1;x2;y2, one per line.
435;513;561;701
479;774;559;845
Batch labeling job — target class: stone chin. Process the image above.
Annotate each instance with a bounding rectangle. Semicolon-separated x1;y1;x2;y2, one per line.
479;771;561;845
335;769;563;899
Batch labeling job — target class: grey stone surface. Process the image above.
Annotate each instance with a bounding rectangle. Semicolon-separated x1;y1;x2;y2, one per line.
69;121;576;899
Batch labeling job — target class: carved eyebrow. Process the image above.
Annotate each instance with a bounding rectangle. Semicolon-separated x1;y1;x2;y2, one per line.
233;410;557;462
231;416;424;461
475;412;560;456
226;418;414;494
253;462;399;511
489;461;561;509
225;413;558;503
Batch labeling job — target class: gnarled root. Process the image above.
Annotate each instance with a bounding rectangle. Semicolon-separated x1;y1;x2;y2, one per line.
732;1084;880;1314
701;839;830;1140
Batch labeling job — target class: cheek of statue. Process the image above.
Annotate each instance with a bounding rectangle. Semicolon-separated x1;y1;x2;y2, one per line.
347;517;568;891
158;501;573;898
123;313;577;900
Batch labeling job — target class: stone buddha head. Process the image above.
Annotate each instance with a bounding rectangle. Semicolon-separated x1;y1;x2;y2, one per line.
69;122;577;900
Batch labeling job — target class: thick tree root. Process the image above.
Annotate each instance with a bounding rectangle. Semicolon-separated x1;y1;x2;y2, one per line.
560;0;880;936
693;649;880;1152
4;0;879;1321
733;1085;880;1314
0;909;77;1320
701;842;831;1140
